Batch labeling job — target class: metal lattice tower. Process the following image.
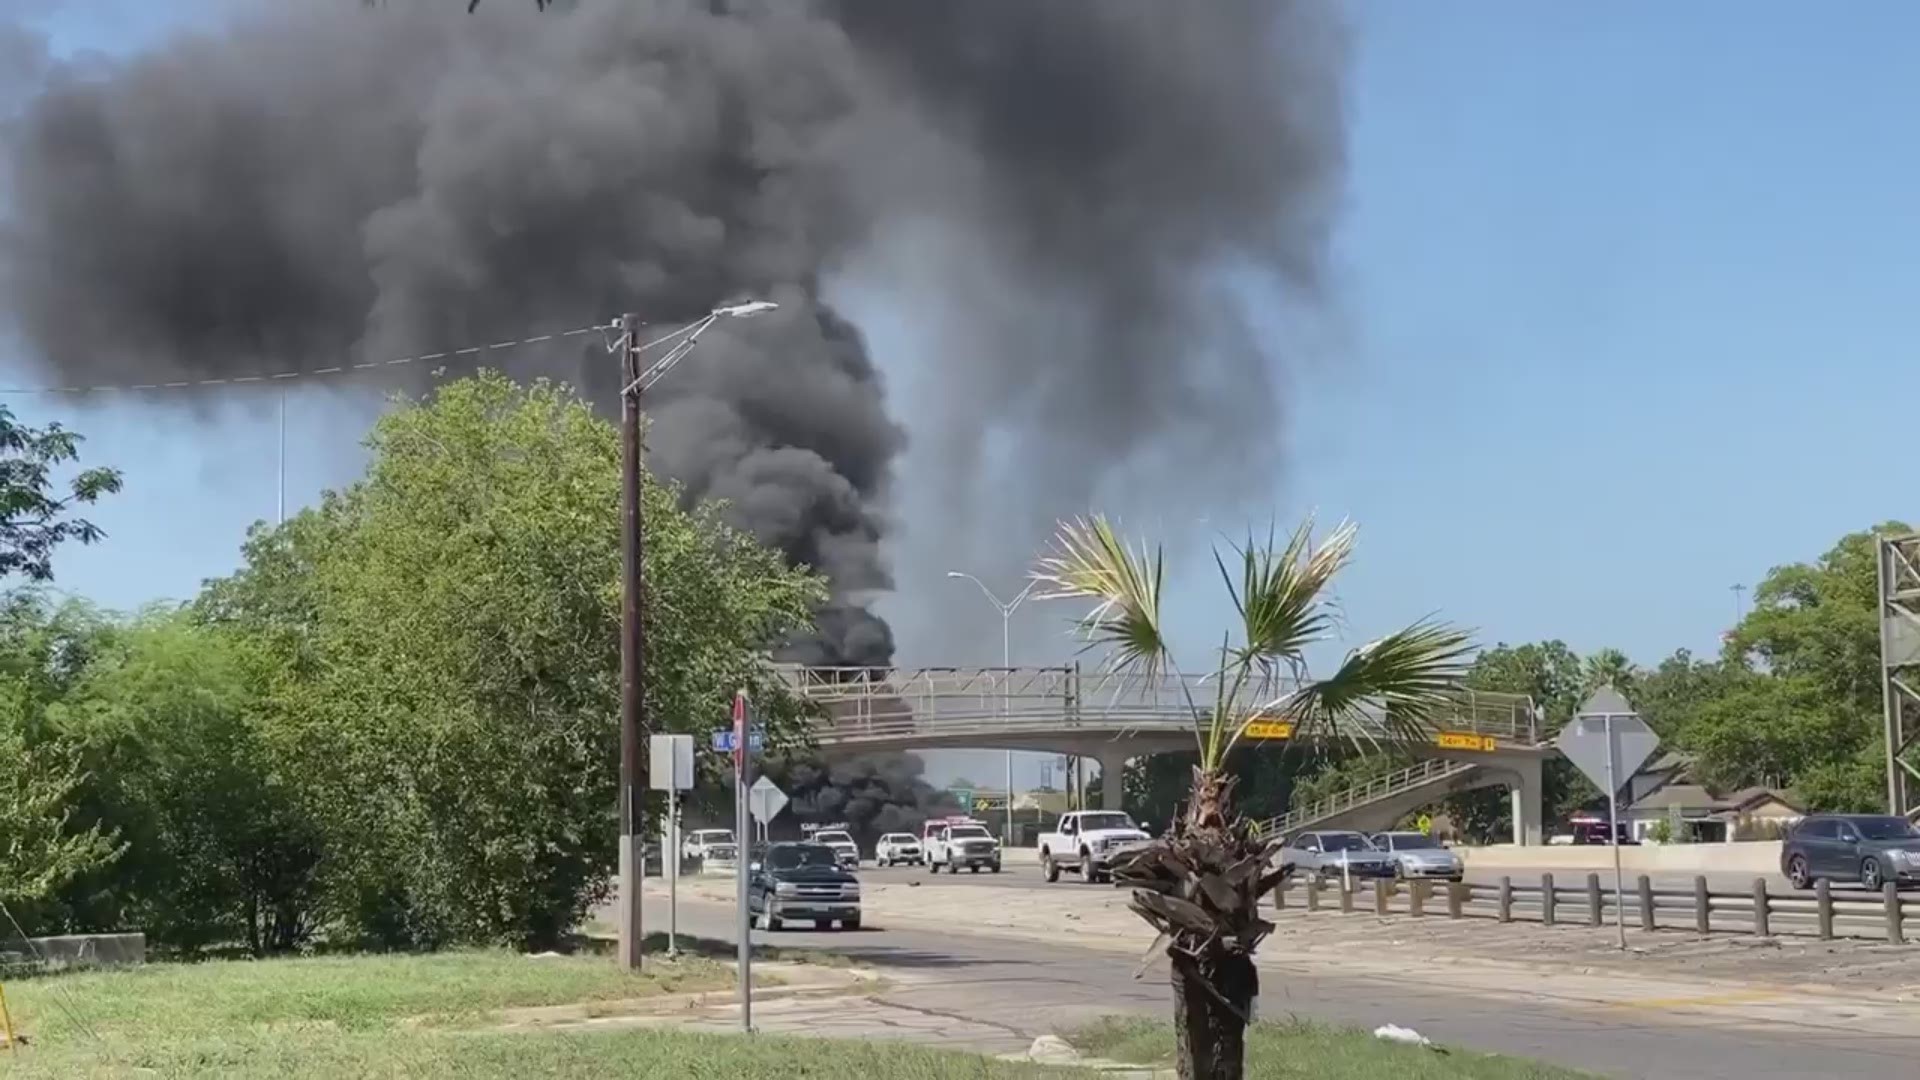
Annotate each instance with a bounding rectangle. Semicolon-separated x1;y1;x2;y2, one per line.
1880;533;1920;818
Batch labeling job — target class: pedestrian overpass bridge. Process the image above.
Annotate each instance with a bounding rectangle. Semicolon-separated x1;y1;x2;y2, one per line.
771;665;1554;844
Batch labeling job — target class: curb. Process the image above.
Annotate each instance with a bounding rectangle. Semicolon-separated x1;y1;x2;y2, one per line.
490;963;880;1029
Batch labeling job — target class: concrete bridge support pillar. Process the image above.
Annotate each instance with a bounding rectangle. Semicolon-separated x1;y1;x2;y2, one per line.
1508;756;1544;846
1097;747;1129;811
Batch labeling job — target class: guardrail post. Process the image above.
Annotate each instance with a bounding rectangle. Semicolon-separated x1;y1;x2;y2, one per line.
1752;878;1770;938
1339;880;1355;914
1273;877;1288;911
1586;873;1602;927
1542;873;1556;925
1498;876;1513;923
1638;875;1654;931
1306;878;1321;912
1694;876;1710;935
1447;881;1466;918
1885;882;1904;944
1374;878;1389;916
1815;880;1833;940
1410;880;1428;917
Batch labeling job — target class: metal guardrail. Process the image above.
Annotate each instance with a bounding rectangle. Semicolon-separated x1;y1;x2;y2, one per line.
1258;758;1478;838
1273;872;1920;944
773;665;1540;747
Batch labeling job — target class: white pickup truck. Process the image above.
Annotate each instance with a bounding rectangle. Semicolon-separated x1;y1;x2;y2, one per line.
924;817;1002;874
1038;811;1151;884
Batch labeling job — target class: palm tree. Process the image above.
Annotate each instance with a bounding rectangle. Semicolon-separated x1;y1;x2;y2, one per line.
1582;647;1638;703
1031;516;1473;1080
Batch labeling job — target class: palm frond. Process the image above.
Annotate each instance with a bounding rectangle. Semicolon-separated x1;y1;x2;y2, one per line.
1031;516;1169;680
1240;619;1474;758
1217;517;1353;681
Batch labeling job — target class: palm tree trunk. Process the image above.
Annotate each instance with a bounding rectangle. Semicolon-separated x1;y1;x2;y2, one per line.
1171;949;1256;1079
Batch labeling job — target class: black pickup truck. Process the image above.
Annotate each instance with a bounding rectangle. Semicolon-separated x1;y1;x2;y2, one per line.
748;842;862;931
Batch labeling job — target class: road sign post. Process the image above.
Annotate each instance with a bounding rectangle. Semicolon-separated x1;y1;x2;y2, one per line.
731;690;752;1032
648;734;694;958
1558;687;1660;951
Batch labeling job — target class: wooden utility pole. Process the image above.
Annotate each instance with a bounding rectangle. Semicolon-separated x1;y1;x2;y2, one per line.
617;312;648;969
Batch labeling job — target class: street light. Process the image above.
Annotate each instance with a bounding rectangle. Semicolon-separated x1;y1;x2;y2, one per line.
946;571;1038;847
617;299;779;972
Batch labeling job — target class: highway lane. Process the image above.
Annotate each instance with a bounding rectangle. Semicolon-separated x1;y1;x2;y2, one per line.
850;857;1815;899
641;891;1918;1079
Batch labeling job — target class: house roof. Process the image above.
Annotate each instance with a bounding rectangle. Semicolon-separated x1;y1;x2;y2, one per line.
1630;784;1715;813
1723;786;1806;813
1627;783;1803;816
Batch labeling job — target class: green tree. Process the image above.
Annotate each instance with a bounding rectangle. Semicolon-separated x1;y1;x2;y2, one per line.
0;692;119;918
1673;523;1908;810
47;612;318;954
0;594;123;925
1034;517;1472;1080
1581;646;1639;702
0;406;122;582
208;374;822;949
1634;648;1739;738
1442;640;1597;840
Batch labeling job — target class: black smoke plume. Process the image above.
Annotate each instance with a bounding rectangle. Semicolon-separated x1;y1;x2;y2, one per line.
764;751;960;848
0;1;1347;665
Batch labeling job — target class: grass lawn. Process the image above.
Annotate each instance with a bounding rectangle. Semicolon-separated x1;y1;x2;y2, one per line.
1070;1016;1595;1079
0;949;1072;1078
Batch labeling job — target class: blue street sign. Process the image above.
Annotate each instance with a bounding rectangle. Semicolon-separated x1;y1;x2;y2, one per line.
710;729;766;753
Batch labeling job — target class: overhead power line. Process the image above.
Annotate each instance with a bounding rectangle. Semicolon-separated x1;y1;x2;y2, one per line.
0;322;620;397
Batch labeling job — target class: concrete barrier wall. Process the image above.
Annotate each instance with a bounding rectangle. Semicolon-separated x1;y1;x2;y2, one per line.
1;933;145;969
1459;841;1783;876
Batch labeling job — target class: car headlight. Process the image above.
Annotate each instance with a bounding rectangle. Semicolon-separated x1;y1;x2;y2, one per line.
842;884;861;898
774;882;799;897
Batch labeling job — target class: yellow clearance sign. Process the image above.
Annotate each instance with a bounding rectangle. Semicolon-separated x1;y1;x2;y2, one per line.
1435;731;1497;752
1244;720;1294;740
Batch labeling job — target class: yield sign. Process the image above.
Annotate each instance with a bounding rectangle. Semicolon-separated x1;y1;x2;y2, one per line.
749;775;789;824
1556;685;1660;795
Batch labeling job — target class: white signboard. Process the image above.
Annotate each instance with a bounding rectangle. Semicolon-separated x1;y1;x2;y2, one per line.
649;734;695;792
749;775;789;824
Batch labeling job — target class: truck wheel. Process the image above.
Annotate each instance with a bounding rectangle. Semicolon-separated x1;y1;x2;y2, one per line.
970;865;980;874
948;860;958;875
767;915;783;932
991;862;1002;874
814;918;832;930
1042;851;1060;883
929;859;939;876
1080;849;1097;884
843;916;862;931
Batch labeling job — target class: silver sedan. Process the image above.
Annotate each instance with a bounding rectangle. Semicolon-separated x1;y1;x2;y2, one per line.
1370;831;1463;882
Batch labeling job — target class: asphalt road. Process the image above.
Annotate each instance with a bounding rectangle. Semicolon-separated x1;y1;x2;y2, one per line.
854;858;1828;899
645;891;1918;1079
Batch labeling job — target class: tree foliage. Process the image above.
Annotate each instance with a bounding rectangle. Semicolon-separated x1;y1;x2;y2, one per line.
6;374;821;954
0;406;121;583
204;374;822;949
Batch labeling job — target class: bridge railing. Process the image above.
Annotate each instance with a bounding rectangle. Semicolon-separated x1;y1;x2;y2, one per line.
1257;758;1479;838
771;665;1540;746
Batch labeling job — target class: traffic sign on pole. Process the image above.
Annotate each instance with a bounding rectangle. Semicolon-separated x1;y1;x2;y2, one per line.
1557;687;1660;795
749;776;789;824
710;729;765;753
1558;685;1659;951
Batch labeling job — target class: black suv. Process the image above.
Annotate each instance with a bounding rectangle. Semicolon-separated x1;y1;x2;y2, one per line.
1781;814;1920;891
748;842;862;931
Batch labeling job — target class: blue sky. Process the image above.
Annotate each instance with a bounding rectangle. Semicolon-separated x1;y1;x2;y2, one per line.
6;3;1917;787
